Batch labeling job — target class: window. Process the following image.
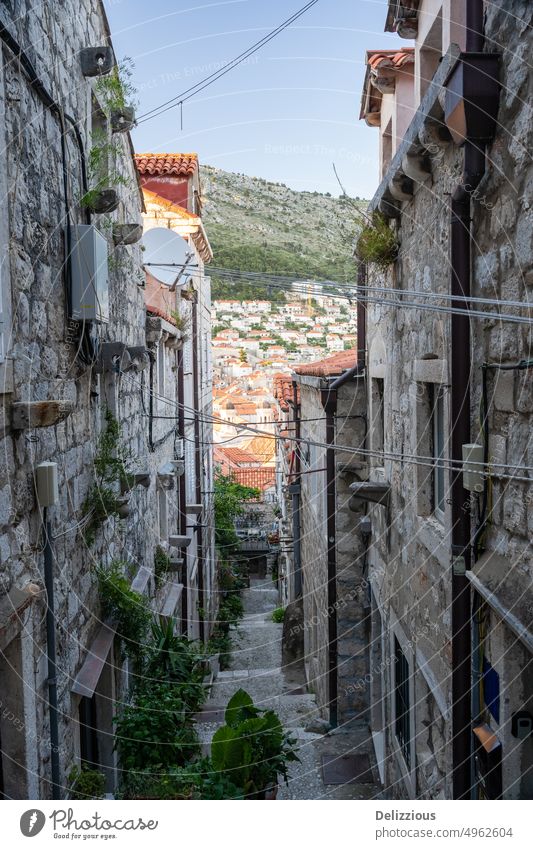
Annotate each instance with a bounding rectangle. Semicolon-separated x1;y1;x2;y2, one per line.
381;118;393;180
416;380;445;519
158;489;168;541
157;342;166;399
432;386;445;518
394;637;411;769
371;377;385;462
79;696;99;770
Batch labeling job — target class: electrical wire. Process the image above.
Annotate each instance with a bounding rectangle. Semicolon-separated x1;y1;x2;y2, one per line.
199;270;533;325
205;266;533;312
136;0;320;124
120;372;533;482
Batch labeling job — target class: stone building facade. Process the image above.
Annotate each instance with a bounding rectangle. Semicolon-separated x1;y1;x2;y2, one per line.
0;3;216;800
358;0;532;799
135;155;216;643
293;350;368;726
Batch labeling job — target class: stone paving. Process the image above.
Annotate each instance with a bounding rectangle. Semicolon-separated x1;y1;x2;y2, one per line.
197;576;384;800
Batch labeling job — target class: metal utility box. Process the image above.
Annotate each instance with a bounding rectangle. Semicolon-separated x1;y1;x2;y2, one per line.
35;462;59;507
69;225;109;323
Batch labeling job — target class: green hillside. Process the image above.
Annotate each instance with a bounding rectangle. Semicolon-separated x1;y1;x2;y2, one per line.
199;165;366;301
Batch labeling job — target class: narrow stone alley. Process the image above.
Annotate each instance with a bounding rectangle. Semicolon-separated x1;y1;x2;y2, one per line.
197;576;383;800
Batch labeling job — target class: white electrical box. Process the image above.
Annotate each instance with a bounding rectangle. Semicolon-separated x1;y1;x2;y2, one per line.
35;462;59;507
462;443;485;493
69;225;109;323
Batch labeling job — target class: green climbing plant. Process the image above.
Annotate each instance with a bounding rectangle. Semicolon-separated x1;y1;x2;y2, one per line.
81;409;133;546
94;56;138;116
81;130;131;210
97;561;151;664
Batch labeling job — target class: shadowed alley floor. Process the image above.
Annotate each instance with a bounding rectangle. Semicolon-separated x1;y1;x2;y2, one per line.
196;577;384;800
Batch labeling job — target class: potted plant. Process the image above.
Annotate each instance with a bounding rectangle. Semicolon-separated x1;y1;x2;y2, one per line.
112;223;143;246
211;689;299;799
111;106;136;133
95;58;137;134
82;187;120;214
80;131;130;214
68;765;106;800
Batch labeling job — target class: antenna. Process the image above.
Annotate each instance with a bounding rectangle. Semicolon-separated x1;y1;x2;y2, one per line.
142;227;193;288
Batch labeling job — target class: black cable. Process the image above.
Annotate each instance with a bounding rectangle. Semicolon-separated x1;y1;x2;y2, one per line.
136;0;320;124
0;20;92;364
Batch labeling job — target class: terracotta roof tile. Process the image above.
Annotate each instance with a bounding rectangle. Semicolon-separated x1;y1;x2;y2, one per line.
135;153;198;177
293;348;357;378
367;48;414;71
233;468;275;491
216;446;260;465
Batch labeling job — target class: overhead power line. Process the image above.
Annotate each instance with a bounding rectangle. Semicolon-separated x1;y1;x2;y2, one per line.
120;373;533;483
136;0;320;124
194;269;533;325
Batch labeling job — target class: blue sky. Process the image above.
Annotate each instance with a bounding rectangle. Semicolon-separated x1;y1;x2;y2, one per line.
106;0;401;198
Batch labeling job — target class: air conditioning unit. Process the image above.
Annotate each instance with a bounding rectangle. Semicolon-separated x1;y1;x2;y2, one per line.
69;225;109;323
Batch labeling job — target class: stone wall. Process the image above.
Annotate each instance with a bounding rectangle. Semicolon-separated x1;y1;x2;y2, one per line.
364;0;532;800
0;0;158;798
298;376;369;725
299;382;329;716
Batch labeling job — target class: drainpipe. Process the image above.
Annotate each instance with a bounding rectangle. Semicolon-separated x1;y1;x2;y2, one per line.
177;346;188;632
321;361;364;728
449;0;488;800
291;381;302;599
191;294;205;642
321;387;338;728
357;262;367;372
43;511;60;799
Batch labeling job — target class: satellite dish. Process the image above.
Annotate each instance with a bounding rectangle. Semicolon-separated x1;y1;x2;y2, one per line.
142;227;192;287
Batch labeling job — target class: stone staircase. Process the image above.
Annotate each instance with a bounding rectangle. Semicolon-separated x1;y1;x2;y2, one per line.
195;576;384;800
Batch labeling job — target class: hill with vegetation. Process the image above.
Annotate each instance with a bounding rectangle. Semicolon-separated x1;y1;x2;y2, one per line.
199;165;366;301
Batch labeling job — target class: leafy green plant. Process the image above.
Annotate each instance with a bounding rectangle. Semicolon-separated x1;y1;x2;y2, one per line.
81;130;131;209
154;545;171;589
119;759;242;800
95;57;138;115
68;765;106;800
114;682;199;773
211;689;299;798
218;560;247;593
214;472;260;553
145;617;206;711
97;561;151;663
271;607;285;624
218;593;244;625
81;410;133;545
355;212;399;268
206;627;233;670
169;310;190;336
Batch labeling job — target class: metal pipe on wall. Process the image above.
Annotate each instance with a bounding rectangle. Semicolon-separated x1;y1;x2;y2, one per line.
43;508;61;799
449;0;488;798
291;381;302;599
177;346;188;632
191;294;205;643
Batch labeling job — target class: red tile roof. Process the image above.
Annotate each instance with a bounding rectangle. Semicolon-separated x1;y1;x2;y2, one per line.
273;373;296;412
233;467;275;491
216;446;260;466
367;48;414;71
293;348;357;378
359;48;414;124
135;153;198;177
